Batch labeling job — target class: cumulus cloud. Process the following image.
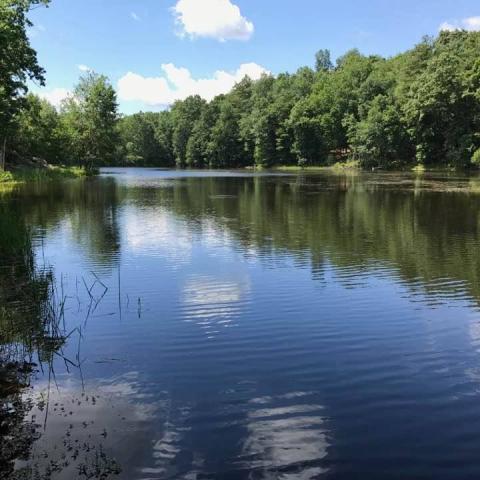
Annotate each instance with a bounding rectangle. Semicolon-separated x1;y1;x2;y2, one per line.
78;64;92;72
117;62;269;106
37;88;71;108
440;16;480;31
172;0;254;41
131;11;140;21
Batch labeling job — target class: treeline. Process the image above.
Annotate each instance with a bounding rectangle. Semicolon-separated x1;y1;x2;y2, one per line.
116;31;480;169
6;74;118;171
2;0;480;170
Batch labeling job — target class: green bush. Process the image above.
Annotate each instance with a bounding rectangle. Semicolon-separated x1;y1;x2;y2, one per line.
472;149;480;166
0;171;14;183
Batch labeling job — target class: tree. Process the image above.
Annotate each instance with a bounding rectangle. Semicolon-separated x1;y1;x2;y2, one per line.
403;31;480;167
186;97;223;167
60;72;118;170
230;77;255;160
289;98;326;165
113;30;480;171
244;74;278;167
117;113;160;165
346;95;412;168
12;93;64;164
315;49;333;73
154;111;175;167
171;95;206;167
210;99;245;167
0;0;49;169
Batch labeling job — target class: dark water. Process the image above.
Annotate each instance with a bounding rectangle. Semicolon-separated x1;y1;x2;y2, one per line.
2;168;480;479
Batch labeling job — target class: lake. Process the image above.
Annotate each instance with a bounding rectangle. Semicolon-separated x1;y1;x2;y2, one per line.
2;167;480;479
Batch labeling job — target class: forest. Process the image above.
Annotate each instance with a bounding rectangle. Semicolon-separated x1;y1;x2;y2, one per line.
2;0;480;171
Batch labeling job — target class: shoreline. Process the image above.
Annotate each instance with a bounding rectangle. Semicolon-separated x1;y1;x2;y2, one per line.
0;166;93;187
1;162;478;188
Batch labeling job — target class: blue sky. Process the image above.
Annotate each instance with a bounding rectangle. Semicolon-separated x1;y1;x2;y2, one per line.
28;0;480;114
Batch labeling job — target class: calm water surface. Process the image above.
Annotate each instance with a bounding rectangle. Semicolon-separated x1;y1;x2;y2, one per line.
2;168;480;479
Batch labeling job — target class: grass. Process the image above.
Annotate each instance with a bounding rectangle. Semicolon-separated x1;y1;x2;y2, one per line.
0;165;93;186
0;171;15;183
330;160;360;170
273;160;360;172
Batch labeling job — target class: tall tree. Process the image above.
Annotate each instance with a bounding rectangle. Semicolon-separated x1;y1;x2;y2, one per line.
315;49;333;73
186;96;223;167
117;112;160;165
403;31;480;167
12;93;63;164
154;110;175;167
171;95;206;167
0;0;49;169
60;72;118;170
210;98;245;167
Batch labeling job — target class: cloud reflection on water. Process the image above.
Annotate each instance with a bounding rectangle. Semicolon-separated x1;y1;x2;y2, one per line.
238;392;330;478
181;274;251;337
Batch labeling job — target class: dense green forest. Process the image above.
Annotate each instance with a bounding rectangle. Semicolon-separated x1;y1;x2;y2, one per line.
2;0;480;171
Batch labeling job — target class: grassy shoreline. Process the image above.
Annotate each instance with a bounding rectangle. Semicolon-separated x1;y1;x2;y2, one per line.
269;162;478;174
0;166;92;186
272;160;360;172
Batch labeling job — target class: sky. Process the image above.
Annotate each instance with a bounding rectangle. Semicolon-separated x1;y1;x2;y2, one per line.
27;0;480;114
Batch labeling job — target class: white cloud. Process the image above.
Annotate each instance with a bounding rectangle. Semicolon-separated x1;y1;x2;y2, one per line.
440;16;480;31
130;11;140;21
37;88;71;108
464;16;480;30
439;22;456;31
117;62;269;106
78;64;92;72
172;0;254;41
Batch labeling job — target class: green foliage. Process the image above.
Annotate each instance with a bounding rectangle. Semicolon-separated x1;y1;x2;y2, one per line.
347;95;412;168
0;166;87;185
472;149;480;167
185;97;222;167
11;93;63;163
315;49;333;73
3;18;480;171
0;171;14;183
117;112;161;165
112;31;480;170
0;1;49;124
171;95;206;167
403;31;480;168
60;72;118;170
0;0;50;169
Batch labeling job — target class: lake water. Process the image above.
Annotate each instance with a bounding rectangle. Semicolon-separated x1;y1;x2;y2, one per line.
2;168;480;479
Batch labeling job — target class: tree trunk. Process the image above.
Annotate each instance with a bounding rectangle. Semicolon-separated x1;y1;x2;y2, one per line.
0;137;6;171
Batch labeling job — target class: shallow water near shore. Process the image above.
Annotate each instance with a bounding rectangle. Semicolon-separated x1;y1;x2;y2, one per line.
3;167;480;479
